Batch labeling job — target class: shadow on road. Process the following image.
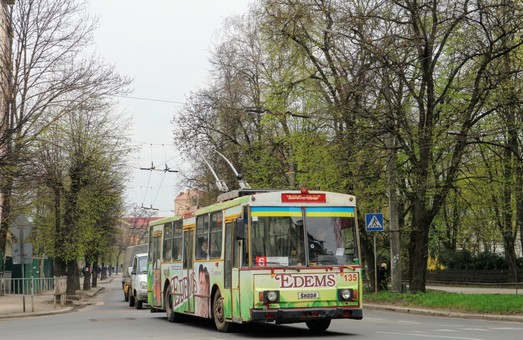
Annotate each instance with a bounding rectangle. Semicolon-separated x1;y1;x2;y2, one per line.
148;313;355;338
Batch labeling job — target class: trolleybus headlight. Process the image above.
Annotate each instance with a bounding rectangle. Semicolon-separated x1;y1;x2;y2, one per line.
263;290;280;303
338;288;354;301
140;281;147;289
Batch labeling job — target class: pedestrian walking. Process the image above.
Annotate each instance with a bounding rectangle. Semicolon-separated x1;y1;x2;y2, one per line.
377;263;388;290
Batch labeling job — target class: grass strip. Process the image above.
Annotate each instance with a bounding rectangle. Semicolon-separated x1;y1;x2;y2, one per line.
364;290;523;315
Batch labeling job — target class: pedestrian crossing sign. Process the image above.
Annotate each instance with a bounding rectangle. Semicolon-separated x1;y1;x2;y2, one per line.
365;213;384;232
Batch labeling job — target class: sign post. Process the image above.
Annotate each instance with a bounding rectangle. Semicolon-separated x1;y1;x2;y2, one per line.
9;215;34;313
365;213;384;293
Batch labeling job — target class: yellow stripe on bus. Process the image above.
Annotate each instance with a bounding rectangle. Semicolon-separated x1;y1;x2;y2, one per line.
306;212;355;217
252;211;302;217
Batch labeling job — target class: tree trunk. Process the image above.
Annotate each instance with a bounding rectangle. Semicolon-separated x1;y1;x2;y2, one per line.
502;232;518;281
66;259;80;295
408;202;431;293
508;108;523;269
53;258;66;277
91;256;98;288
502;123;517;281
53;187;66;276
409;229;429;292
62;163;83;288
83;259;91;290
0;184;13;268
442;193;460;252
517;158;523;260
101;259;107;280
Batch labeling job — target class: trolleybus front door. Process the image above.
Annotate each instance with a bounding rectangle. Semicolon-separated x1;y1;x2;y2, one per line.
184;229;195;313
225;221;241;321
231;219;243;321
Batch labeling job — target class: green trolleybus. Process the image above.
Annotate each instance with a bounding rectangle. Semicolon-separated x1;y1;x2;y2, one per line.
147;188;362;332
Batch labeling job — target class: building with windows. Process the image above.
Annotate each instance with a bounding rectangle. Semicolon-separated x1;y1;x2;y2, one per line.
174;188;204;215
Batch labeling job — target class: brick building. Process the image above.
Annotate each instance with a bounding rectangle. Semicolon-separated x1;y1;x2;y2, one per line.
174;188;204;215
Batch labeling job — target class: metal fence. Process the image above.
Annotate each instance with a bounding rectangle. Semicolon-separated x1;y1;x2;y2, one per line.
0;273;66;296
427;269;523;285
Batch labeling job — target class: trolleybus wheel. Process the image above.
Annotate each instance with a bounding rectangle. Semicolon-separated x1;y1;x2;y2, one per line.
136;300;143;309
165;285;177;322
213;290;230;332
305;319;331;332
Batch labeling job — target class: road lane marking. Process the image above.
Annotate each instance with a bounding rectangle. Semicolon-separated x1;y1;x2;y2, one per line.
460;328;489;332
89;317;136;321
398;320;422;324
491;327;523;330
377;331;486;340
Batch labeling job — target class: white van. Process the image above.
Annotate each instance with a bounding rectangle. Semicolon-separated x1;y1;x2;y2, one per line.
128;252;148;309
122;244;147;301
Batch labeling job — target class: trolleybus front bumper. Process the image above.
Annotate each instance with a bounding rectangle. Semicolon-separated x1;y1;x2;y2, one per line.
250;307;363;324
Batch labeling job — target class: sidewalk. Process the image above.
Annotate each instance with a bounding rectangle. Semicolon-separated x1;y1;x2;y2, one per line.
0;275;115;320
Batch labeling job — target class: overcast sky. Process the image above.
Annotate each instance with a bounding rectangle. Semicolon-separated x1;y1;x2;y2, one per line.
87;1;252;215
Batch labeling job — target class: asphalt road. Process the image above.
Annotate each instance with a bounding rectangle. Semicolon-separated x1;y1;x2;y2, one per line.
1;278;523;340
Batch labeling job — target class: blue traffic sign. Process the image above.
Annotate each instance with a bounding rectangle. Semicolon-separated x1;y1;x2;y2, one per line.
365;213;384;232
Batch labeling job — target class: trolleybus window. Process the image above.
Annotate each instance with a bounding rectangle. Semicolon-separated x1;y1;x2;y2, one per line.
172;219;183;260
163;222;172;261
196;214;210;259
305;207;358;265
209;211;222;258
251;215;305;266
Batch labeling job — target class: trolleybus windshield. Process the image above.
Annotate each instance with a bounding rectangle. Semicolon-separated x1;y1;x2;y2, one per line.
250;206;357;267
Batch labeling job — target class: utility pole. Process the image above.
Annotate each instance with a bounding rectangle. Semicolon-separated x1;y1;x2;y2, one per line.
387;132;402;293
382;69;402;293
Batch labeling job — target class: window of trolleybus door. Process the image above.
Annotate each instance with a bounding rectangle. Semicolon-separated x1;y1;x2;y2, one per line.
225;218;243;320
183;229;195;313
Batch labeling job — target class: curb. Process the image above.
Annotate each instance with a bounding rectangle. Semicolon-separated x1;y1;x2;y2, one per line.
0;307;74;320
365;303;523;322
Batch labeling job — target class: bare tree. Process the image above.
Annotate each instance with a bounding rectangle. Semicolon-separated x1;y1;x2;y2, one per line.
0;0;130;261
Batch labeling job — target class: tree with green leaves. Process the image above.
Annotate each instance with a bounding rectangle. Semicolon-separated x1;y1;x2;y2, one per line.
174;10;299;191
347;0;523;292
33;103;132;294
171;0;523;294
